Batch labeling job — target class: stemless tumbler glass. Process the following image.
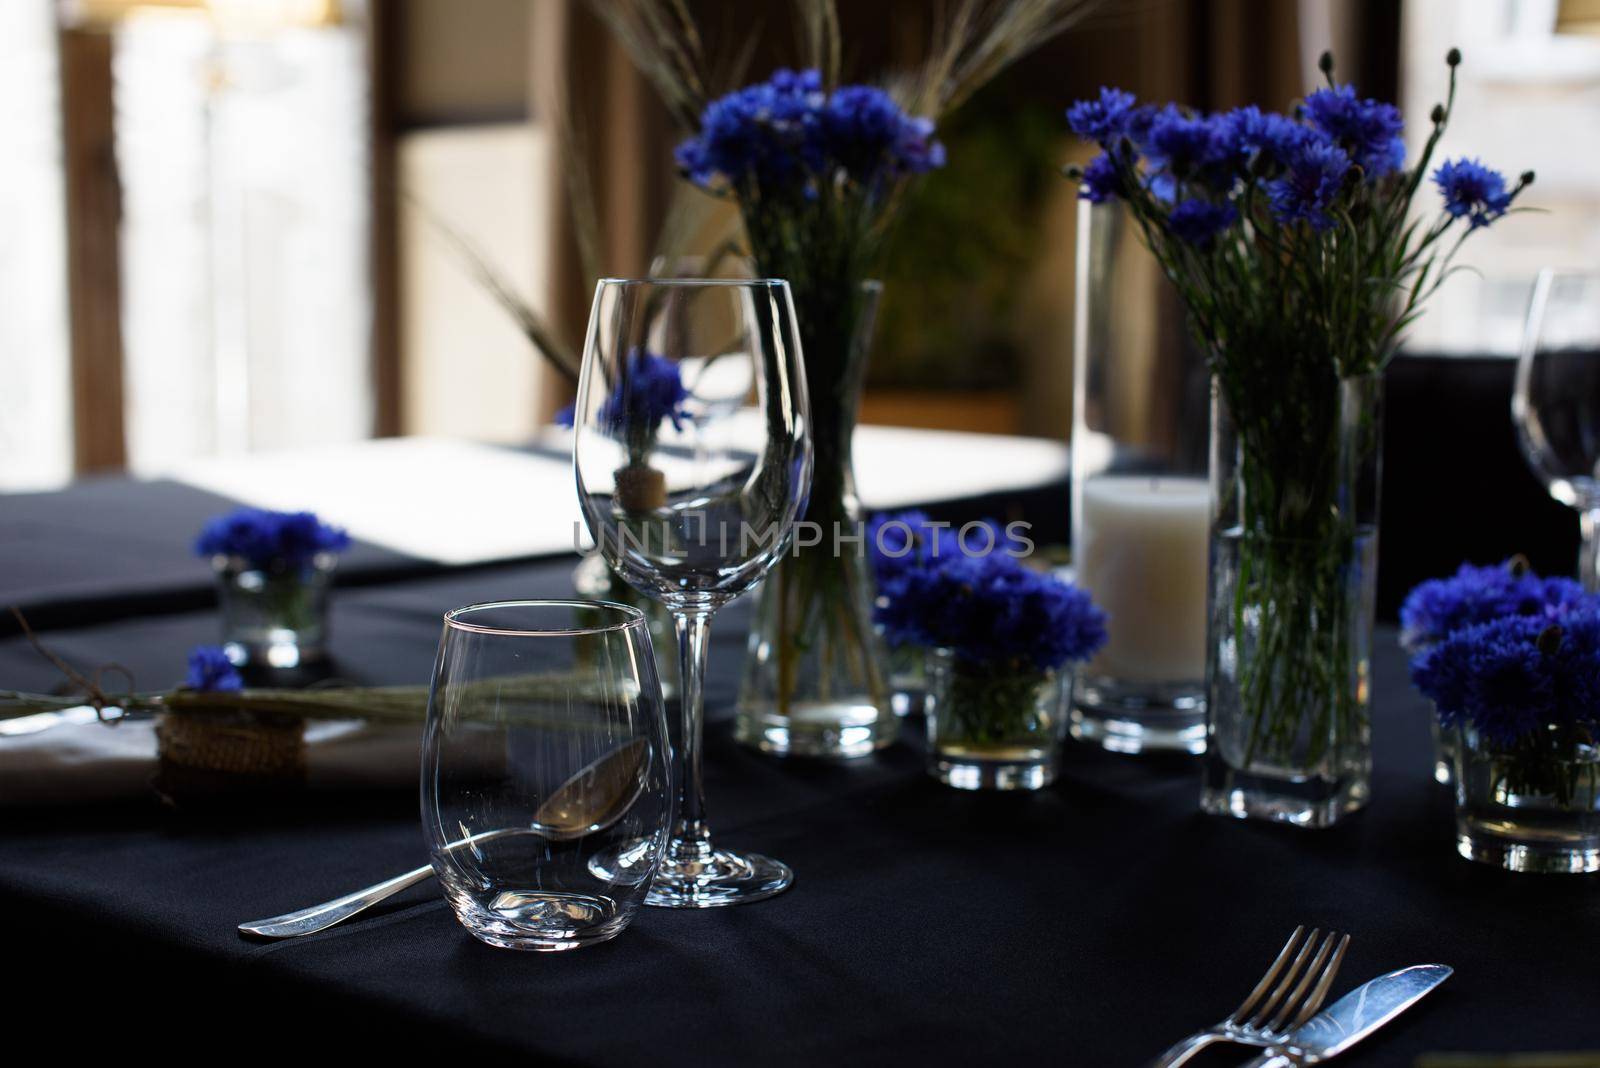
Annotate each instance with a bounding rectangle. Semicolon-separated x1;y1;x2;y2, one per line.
574;278;812;908
421;600;672;951
1515;269;1600;590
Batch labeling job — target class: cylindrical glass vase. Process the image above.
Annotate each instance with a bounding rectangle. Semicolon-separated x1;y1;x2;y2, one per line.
736;281;895;758
1454;723;1600;873
213;553;335;669
926;649;1068;790
1200;374;1381;828
1069;201;1211;754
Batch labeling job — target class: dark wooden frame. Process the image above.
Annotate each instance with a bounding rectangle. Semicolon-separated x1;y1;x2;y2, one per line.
57;27;127;474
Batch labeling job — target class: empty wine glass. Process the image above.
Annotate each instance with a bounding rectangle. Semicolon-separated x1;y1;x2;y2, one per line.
1515;269;1600;589
574;278;812;908
421;600;672;950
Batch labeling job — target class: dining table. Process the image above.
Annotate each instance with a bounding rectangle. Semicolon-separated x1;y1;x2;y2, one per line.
3;424;1596;1065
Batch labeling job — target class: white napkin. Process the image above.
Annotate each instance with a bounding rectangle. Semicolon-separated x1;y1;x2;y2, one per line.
0;710;420;805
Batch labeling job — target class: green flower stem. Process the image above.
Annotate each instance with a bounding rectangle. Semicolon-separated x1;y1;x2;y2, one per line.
938;662;1052;750
1479;725;1600;808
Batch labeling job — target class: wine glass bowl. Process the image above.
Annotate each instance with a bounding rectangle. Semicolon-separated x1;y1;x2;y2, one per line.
573;278;812;908
576;279;810;612
420;600;672;950
1515;269;1600;588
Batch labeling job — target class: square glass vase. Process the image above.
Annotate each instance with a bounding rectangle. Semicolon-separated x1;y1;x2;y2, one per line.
1199;373;1379;829
925;649;1068;791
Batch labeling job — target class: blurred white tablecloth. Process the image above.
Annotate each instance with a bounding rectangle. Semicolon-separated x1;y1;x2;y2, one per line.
157;425;1069;565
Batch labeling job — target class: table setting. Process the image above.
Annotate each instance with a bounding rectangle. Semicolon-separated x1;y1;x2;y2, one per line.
6;2;1600;1064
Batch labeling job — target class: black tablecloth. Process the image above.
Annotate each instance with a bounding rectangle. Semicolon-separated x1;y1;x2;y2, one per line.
0;477;421;633
4;555;1599;1065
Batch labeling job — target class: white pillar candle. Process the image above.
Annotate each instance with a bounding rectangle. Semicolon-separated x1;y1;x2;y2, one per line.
1077;476;1210;683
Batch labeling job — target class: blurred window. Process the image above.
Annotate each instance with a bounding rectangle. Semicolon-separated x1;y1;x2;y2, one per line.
1403;0;1600;355
0;0;373;490
114;3;373;472
0;1;73;490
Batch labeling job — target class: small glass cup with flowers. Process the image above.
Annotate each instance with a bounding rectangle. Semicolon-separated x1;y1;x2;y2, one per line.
875;521;1108;791
1412;605;1600;873
195;507;350;670
1400;557;1584;785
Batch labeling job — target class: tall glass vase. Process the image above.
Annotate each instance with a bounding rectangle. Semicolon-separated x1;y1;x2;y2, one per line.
1070;200;1211;754
1201;373;1381;828
736;281;895;758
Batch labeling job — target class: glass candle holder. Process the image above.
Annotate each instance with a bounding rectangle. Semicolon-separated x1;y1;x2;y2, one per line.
213;552;335;669
1070;200;1210;754
1454;723;1600;874
926;648;1068;791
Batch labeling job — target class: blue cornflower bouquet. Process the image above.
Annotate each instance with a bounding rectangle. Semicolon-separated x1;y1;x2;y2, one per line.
1401;558;1586;786
1412;608;1600;804
1066;50;1533;783
870;511;1107;747
196;507;350;570
676;68;943;470
1400;558;1585;656
1067;53;1530;374
677;69;945;722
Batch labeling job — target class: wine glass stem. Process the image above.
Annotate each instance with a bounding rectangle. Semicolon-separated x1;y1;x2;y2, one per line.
1582;508;1600;593
670;609;714;860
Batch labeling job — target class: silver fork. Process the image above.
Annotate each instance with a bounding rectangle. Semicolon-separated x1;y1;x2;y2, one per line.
1150;926;1352;1068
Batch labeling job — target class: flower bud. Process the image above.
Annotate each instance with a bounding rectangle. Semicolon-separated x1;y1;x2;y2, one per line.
1537;624;1565;657
1521;170;1536;186
1430;104;1446;125
1446;47;1461;67
1319;51;1335;75
1507;554;1531;577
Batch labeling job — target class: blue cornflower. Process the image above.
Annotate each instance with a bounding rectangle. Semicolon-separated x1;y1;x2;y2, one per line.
867;511;957;588
1411;611;1600;746
675;69;942;194
195;507;350;568
597;350;689;434
821;85;944;181
1400;560;1585;654
675;68;826;192
870;512;1028;645
1077;153;1121;203
1302;85;1406;177
1166;199;1237;248
1433;158;1515;229
1267;135;1351;230
1142;106;1233;177
186;645;243;692
1066;87;1138;147
1220;105;1304;165
878;549;1106;673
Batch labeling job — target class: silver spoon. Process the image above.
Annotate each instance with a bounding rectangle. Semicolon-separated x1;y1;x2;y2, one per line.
238;738;650;940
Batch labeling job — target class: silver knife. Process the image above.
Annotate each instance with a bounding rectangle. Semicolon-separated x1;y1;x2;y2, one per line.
1240;964;1453;1066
